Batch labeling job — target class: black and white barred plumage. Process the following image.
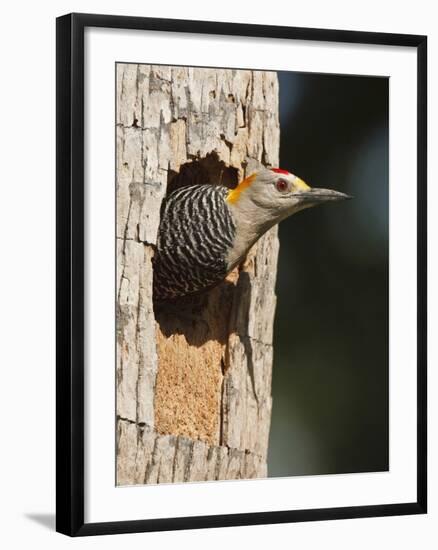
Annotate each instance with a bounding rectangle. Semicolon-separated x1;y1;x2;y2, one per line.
153;184;236;301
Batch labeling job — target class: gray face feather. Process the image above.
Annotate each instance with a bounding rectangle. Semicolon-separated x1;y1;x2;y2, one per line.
225;168;350;270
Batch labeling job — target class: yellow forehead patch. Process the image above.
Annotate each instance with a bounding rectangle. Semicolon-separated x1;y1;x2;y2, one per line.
226;173;257;204
294;177;311;191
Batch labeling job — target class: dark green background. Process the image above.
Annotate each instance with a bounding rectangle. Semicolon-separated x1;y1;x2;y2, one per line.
268;72;389;477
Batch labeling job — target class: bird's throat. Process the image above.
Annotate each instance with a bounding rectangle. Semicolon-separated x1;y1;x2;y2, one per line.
225;207;276;271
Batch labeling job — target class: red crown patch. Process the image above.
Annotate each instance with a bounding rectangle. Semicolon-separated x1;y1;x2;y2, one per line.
271;168;290;175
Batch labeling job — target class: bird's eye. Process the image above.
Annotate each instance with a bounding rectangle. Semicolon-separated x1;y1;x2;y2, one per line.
275;179;289;193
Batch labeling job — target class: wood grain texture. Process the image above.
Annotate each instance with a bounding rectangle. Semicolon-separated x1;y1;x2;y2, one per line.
116;64;280;485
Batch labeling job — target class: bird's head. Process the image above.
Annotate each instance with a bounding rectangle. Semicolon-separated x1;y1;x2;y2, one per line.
226;167;351;227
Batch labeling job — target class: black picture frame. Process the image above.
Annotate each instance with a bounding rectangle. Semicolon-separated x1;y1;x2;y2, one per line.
56;12;427;537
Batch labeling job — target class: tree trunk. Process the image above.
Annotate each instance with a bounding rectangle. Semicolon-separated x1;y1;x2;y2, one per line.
116;64;280;485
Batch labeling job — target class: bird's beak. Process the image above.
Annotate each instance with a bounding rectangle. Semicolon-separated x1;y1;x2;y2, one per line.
296;188;352;203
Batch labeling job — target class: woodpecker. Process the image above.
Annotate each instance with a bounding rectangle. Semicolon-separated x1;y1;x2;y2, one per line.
153;167;350;301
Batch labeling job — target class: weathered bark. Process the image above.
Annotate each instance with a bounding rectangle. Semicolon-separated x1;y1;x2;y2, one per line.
116;64;280;485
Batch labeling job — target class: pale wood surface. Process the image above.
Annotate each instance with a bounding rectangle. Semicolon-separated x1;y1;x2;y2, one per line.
116;64;280;485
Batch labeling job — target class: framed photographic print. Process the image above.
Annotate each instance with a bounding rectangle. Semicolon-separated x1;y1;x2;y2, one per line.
56;12;427;536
